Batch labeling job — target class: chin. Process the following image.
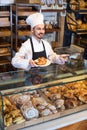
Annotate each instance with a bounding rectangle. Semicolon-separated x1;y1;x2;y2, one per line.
38;36;43;39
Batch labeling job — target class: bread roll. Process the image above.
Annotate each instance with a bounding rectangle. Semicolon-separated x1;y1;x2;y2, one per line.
0;48;9;54
55;99;64;108
32;97;48;106
70;0;78;11
79;0;86;9
13;116;24;123
64;98;79;109
21;106;39;120
80;24;86;30
40;109;52;116
77;19;82;28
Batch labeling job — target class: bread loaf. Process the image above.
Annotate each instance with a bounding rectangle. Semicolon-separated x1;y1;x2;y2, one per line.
0;48;9;54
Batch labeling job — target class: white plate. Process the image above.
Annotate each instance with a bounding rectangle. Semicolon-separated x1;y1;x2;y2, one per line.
35;59;51;67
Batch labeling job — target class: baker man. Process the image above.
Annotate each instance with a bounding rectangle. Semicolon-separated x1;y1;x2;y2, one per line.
11;13;69;70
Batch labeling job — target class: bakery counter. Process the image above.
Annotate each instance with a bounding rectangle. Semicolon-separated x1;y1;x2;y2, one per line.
0;78;87;130
21;110;87;130
0;62;87;130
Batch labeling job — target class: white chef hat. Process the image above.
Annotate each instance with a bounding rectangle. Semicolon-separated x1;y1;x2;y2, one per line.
26;13;44;28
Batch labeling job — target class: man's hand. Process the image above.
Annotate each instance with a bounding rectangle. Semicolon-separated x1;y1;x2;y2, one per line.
29;59;38;67
60;54;69;62
58;54;69;64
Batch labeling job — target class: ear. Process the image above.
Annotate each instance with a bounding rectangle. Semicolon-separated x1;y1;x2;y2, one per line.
31;28;34;33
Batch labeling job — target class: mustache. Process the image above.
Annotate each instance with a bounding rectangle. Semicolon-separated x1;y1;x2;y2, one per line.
39;33;44;35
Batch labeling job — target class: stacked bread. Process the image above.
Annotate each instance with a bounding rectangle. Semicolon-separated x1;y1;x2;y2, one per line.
1;80;87;128
66;12;76;31
0;48;9;54
0;97;25;127
66;12;87;31
64;80;87;107
42;80;87;109
45;21;52;30
42;86;65;111
18;20;26;25
70;0;86;11
78;0;86;9
9;90;57;120
70;0;79;11
9;92;39;120
32;97;57;116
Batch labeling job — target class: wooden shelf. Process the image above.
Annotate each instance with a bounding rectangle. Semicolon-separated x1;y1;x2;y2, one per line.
42;9;65;12
0;23;10;27
0;4;13;68
73;8;87;14
0;30;11;37
46;28;60;33
0;11;10;16
0;42;11;47
69;29;87;35
17;11;38;16
0;52;11;57
0;59;10;66
13;4;41;51
18;30;31;36
12;4;40;16
18;23;27;26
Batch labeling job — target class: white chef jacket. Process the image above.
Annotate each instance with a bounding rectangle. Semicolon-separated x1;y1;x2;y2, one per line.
11;36;65;70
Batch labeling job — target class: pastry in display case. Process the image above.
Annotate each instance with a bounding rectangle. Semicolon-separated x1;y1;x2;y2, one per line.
0;73;87;130
0;46;87;130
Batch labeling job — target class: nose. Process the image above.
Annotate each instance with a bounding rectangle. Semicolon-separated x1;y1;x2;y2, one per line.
40;28;45;33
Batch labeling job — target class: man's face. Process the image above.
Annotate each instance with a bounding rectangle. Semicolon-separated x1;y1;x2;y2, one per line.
32;24;45;39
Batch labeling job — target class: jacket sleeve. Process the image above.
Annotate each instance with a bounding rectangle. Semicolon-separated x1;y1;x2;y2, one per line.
11;42;32;70
44;40;65;64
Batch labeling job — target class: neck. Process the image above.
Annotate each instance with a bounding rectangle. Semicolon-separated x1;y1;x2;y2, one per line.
32;35;41;42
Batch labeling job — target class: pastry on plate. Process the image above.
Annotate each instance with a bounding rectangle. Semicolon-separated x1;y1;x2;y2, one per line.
34;57;47;65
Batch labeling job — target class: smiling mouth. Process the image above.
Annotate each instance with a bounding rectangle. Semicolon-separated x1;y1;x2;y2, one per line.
38;34;44;37
39;33;44;35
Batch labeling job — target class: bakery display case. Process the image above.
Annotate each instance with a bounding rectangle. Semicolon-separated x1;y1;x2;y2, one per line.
0;52;87;130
